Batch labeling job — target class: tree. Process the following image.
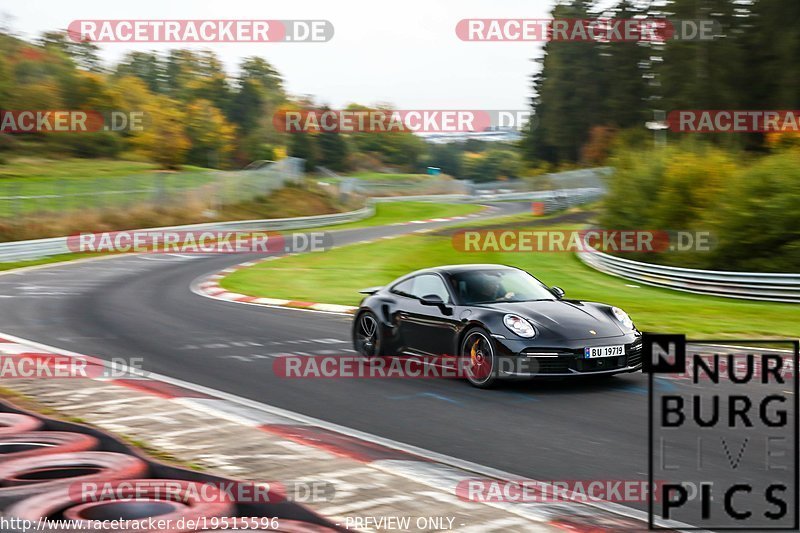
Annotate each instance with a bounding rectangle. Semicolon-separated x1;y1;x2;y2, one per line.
0;55;10;107
581;125;618;164
228;79;264;136
184;99;237;168
288;132;317;170
131;95;190;169
316;105;349;171
523;0;611;163
228;57;287;163
114;52;164;94
596;0;649;129
346;104;426;169
427;143;464;178
463;148;521;182
39;31;103;72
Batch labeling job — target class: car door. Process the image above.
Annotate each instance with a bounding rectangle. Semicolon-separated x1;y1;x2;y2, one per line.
400;274;458;356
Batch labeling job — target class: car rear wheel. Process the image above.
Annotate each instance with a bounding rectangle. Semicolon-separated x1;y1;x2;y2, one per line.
462;328;499;388
354;311;383;357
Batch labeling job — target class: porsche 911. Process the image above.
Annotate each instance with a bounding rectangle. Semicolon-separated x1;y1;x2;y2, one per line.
352;264;643;387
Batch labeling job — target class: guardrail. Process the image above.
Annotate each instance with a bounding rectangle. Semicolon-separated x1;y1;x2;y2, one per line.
372;187;604;206
0;187;606;263
577;249;800;304
0;158;304;219
0;205;375;263
0;168;606;263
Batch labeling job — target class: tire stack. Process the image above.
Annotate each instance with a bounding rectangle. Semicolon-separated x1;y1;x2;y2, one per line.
0;407;344;532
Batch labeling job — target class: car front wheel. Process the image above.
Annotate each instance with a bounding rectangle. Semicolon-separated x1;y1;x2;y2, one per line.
354;311;383;358
461;328;499;388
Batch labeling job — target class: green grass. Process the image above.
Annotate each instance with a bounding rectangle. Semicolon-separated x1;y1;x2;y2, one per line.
0;157;211;180
0;157;212;215
221;222;800;339
0;202;479;271
439;204;600;230
349;172;436;181
316;201;482;231
0;253;106;272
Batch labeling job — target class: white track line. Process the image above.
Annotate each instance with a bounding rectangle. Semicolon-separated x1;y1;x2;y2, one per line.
0;330;700;531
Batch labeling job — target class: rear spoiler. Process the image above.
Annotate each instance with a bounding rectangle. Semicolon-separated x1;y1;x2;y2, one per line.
358;286;383;295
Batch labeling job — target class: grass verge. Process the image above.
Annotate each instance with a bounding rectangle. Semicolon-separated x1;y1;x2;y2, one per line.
0;253;106;272
349;172;435;181
221;218;800;339
317;201;482;231
0;202;480;272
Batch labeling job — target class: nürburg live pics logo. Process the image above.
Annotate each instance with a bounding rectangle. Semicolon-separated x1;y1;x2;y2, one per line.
645;333;799;530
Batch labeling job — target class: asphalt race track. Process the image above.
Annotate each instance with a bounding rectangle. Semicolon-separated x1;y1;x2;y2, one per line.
0;201;795;523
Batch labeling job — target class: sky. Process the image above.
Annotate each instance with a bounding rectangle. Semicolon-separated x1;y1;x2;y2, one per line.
2;0;562;110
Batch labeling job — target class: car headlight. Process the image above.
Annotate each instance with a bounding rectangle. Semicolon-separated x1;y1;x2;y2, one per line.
503;314;537;338
612;307;634;329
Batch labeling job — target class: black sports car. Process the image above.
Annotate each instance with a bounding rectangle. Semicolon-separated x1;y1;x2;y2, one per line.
352;264;642;388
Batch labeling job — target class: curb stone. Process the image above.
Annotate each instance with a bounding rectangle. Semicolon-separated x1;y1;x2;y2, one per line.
192;209;496;314
0;333;654;532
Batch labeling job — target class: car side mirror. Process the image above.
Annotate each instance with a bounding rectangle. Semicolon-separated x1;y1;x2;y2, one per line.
420;294;445;306
551;286;565;299
420;294;453;315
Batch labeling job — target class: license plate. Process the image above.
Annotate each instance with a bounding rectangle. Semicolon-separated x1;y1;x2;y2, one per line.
584;345;624;358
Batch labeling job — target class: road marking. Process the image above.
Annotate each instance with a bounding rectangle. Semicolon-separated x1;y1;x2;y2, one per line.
388;392;460;404
0;330;699;532
698;342;794;354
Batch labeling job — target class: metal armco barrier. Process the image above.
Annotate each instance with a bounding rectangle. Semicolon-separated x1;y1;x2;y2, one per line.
0;206;376;262
370;186;604;205
577;249;800;304
0;178;605;262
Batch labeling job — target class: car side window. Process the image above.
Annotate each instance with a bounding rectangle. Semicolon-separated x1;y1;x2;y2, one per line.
410;274;450;302
390;277;416;297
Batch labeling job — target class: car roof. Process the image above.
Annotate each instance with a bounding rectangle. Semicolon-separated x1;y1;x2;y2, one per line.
411;264;519;276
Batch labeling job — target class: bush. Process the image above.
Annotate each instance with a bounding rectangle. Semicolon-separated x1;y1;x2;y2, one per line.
0;133;20;152
601;143;800;272
50;132;123;158
602;143;735;232
709;152;800;272
462;149;521;183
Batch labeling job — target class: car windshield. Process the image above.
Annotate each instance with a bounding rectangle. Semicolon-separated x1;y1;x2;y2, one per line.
448;269;556;305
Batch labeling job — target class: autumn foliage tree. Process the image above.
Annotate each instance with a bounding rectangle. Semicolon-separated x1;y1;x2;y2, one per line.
0;30;286;169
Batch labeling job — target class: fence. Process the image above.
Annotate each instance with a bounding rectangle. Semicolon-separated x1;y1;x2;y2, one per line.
348;176;470;196
0;158;305;219
320;167;612;199
577;249;800;304
5;157;795;303
472;167;613;194
0;185;607;263
0;205;375;263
